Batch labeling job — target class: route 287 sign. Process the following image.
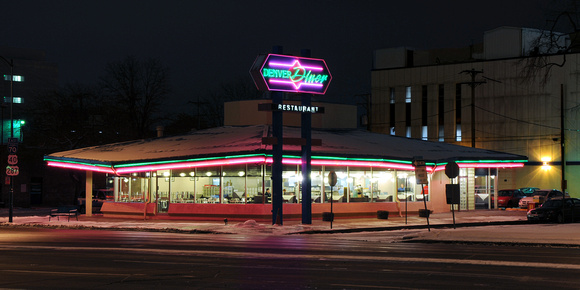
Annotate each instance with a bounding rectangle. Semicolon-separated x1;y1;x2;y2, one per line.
250;54;332;95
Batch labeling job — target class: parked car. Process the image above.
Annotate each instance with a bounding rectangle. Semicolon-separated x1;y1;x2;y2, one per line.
519;187;539;195
519;189;566;209
491;189;525;208
77;188;114;214
527;198;580;223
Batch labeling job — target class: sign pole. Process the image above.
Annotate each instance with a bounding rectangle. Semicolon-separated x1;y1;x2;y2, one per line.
301;48;312;225
414;157;430;231
328;171;337;229
445;161;460;229
271;47;284;226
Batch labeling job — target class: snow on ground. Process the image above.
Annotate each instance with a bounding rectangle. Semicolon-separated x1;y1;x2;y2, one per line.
2;209;580;246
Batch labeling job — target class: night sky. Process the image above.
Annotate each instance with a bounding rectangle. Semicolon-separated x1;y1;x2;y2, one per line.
1;0;551;113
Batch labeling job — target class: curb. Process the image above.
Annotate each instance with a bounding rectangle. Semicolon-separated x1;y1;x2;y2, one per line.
292;220;530;235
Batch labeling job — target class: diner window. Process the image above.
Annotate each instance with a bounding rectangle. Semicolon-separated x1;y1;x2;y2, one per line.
397;172;416;201
309;166;324;203
222;165;246;204
171;168;196;203
325;166;348;203
349;168;372;202
197;167;221;203
282;165;300;204
373;170;395;202
246;164;264;204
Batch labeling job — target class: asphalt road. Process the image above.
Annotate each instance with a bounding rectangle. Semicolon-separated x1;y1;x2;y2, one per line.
1;227;580;289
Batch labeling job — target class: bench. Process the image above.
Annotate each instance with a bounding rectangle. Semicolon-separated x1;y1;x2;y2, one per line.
49;206;79;221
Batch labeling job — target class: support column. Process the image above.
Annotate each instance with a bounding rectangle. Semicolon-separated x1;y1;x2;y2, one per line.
85;171;93;217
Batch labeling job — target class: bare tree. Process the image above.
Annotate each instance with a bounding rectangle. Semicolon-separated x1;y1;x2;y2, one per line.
199;76;264;128
100;56;170;139
28;83;114;150
521;0;580;85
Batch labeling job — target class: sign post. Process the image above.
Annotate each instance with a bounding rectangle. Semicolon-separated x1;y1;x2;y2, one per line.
413;158;430;231
6;137;18;223
328;171;337;229
445;161;460;229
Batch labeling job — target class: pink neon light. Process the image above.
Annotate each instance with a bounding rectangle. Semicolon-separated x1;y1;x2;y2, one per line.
268;60;323;71
47;161;115;174
269;79;323;90
458;163;525;169
276;158;416;171
48;158;525;176
432;163;524;173
114;157;267;174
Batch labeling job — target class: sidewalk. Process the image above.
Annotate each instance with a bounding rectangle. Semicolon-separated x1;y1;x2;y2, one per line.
1;207;579;246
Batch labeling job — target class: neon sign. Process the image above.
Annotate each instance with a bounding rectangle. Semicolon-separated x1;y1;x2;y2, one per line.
250;54;332;95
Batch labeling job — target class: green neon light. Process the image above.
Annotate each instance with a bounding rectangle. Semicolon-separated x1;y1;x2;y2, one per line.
262;68;329;84
46;153;527;170
115;154;269;168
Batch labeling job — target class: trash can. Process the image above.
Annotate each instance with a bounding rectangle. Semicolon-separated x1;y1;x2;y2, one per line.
377;210;389;219
418;209;431;217
322;212;334;222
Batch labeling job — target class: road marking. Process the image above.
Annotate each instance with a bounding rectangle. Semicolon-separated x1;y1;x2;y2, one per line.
1;245;579;270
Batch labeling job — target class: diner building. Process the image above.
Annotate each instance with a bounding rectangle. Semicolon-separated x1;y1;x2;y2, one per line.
44;100;526;221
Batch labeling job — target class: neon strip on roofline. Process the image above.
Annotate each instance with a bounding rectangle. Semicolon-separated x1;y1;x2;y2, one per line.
46;161;116;174
46;153;525;175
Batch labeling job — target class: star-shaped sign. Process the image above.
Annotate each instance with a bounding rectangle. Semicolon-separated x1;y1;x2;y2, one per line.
250;54;332;95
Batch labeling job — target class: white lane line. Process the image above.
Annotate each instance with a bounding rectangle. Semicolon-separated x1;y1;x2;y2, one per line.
1;245;579;270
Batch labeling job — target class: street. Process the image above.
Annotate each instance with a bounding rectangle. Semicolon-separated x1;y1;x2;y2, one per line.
1;227;580;289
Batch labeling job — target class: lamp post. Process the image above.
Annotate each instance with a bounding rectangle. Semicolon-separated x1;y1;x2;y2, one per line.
0;55;14;223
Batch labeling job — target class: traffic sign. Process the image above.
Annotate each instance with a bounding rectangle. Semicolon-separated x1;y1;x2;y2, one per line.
445;161;460;179
7;138;18;154
7;154;17;165
328;171;337;187
6;165;19;176
413;159;428;184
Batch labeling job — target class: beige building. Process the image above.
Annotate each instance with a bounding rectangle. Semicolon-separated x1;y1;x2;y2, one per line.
371;26;579;206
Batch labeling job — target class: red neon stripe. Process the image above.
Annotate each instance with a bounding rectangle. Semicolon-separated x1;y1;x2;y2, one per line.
114;156;267;174
46;161;115;174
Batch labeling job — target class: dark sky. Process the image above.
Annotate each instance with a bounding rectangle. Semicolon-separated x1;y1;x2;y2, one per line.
1;0;551;113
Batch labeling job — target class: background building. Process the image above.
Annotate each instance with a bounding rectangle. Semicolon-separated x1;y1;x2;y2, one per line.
371;26;578;205
0;46;59;206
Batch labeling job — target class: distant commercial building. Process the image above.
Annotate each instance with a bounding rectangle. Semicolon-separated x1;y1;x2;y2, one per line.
371;26;579;208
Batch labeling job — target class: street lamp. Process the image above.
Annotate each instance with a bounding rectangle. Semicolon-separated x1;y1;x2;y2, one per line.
0;55;14;223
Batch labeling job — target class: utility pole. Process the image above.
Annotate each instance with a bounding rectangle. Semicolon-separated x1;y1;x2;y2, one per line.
188;96;209;130
561;84;566;194
460;69;485;148
0;56;14;222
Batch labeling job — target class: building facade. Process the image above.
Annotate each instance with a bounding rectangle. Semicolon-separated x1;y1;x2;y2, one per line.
0;46;59;207
371;27;579;206
44;100;525;220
